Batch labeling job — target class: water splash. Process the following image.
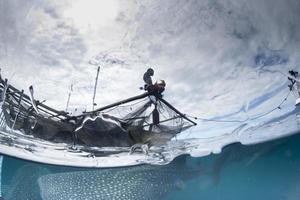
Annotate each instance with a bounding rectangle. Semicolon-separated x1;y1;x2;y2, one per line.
0;104;299;168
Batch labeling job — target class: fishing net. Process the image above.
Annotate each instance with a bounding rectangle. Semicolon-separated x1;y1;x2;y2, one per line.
75;95;195;147
0;79;195;147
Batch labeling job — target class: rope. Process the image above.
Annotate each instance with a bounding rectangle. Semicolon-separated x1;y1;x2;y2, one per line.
186;89;292;123
183;68;300;124
246;89;291;121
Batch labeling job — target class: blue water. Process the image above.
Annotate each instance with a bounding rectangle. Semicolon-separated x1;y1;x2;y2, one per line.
0;156;2;198
1;132;300;200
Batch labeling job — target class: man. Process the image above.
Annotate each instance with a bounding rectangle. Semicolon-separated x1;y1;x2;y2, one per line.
288;70;300;96
143;68;154;90
143;68;166;95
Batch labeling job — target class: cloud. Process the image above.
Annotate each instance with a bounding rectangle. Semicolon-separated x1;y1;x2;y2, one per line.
254;48;289;68
1;0;300;137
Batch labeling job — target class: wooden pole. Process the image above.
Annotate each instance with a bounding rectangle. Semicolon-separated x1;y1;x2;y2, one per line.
66;84;73;112
92;66;100;111
12;89;24;129
0;78;70;118
80;91;153;116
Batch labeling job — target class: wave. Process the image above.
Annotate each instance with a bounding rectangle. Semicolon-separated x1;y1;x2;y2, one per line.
0;106;299;168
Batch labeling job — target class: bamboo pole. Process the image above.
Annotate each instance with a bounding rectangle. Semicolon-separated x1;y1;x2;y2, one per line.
80;91;153;116
92;66;100;111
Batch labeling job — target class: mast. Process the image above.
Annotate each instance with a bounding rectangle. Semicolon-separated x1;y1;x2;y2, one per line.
65;84;73;112
92;66;100;111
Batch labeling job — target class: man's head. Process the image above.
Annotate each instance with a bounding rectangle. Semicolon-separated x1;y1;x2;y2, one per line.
147;68;154;76
289;70;298;77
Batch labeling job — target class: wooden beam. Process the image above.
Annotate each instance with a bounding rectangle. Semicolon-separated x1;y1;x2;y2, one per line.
80;91;153;116
0;78;70;118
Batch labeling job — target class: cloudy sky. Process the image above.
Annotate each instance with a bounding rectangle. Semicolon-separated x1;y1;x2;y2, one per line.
1;0;300;136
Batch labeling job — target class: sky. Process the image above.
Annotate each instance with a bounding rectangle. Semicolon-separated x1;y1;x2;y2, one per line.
1;0;300;136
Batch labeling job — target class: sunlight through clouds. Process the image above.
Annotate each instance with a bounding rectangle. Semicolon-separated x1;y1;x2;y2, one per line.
63;0;119;30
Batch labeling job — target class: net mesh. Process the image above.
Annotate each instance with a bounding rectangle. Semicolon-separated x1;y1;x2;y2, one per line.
0;82;195;147
103;97;192;131
73;95;195;147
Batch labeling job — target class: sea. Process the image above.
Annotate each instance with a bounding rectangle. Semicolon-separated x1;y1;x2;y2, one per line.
0;130;300;200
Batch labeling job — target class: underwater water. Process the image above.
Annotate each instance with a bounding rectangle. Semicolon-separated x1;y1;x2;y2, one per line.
2;0;300;199
1;131;300;200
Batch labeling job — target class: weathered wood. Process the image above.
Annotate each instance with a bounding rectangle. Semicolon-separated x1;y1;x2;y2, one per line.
92;66;100;111
0;77;70;118
8;91;65;120
12;90;24;129
80;91;153;116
